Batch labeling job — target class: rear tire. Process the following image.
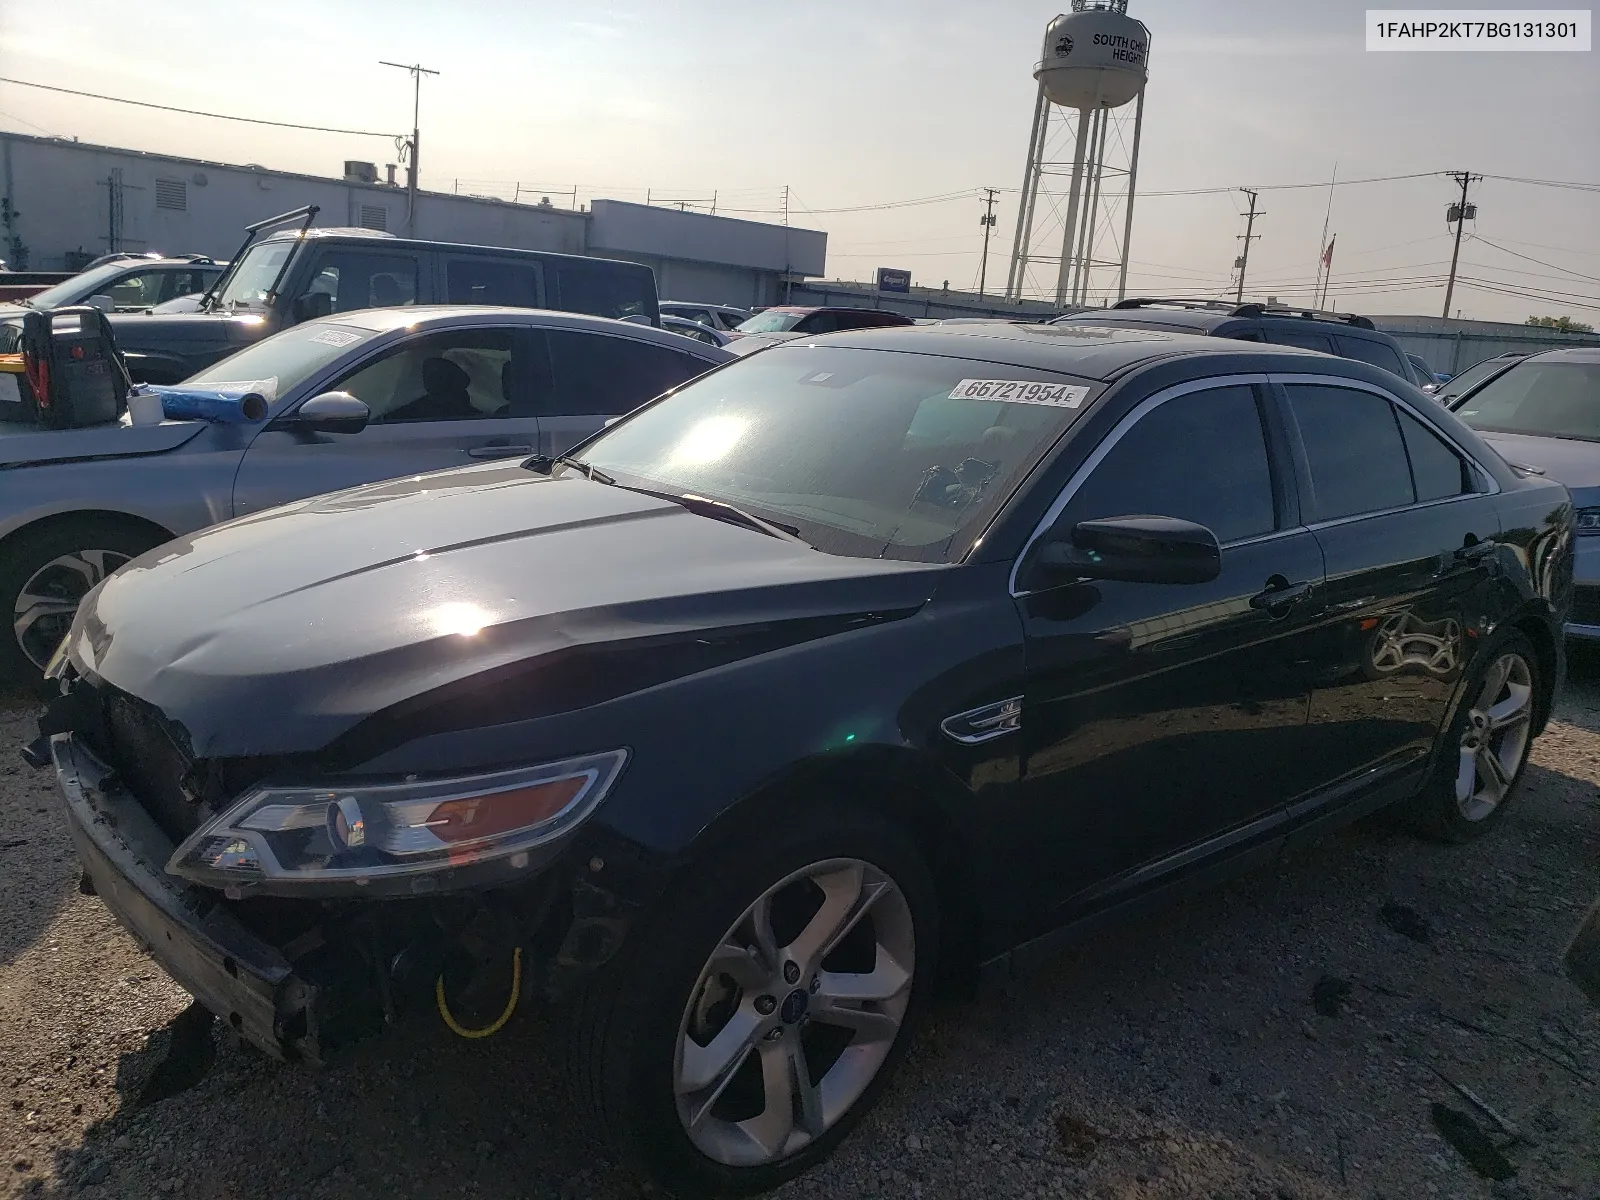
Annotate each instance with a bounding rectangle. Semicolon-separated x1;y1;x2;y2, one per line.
567;809;937;1197
1407;629;1542;843
0;519;165;684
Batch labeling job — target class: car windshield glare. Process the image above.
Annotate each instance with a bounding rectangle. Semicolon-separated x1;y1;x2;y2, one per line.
736;311;805;334
180;321;376;399
1441;356;1516;400
1455;361;1600;442
212;241;295;311
577;345;1092;562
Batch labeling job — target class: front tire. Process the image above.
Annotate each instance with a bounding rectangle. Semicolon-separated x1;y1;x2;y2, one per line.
1409;629;1541;842
571;810;937;1197
0;519;163;684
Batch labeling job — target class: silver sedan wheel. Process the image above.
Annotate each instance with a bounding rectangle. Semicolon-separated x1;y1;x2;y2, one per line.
1456;651;1534;822
13;549;131;670
674;857;915;1168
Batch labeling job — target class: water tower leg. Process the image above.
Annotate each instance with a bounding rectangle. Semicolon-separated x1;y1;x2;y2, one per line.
1006;82;1050;302
1073;107;1109;306
1053;108;1093;309
1115;88;1146;304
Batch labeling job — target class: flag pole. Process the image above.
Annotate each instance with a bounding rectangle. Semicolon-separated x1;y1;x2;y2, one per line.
1312;162;1336;307
1318;235;1336;309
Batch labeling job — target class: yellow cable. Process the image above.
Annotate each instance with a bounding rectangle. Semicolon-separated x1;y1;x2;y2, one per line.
435;946;522;1039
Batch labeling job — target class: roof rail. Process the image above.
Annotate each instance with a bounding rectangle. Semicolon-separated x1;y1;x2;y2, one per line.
1235;302;1376;330
1112;297;1238;312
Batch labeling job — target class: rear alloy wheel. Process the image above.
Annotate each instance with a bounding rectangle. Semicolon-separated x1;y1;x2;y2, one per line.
0;521;163;683
571;814;935;1197
1409;629;1541;842
1454;651;1534;823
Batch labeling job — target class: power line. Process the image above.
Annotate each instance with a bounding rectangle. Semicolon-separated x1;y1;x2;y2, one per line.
0;76;397;138
1468;235;1600;284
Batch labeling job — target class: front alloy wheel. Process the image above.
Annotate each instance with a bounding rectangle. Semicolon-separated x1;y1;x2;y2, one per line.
675;858;915;1167
13;549;131;670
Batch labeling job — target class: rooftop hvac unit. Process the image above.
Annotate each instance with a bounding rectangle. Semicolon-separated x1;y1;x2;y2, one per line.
343;161;378;185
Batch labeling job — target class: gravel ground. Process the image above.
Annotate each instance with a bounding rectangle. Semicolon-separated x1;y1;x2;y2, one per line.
2;665;1597;1200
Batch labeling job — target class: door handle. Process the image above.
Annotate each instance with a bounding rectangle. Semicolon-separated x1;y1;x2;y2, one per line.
1250;576;1313;618
467;443;535;459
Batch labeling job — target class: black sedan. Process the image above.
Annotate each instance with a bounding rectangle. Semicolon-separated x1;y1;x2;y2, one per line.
32;324;1572;1196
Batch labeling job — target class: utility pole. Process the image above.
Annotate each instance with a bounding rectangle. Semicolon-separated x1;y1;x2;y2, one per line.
977;188;999;297
379;60;439;237
1442;170;1479;320
1234;188;1262;304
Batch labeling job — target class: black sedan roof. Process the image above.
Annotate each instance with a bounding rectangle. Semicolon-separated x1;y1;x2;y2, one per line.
817;321;1348;381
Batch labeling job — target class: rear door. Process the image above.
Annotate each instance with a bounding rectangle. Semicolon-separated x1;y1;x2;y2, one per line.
231;325;540;516
533;328;719;457
1278;375;1502;797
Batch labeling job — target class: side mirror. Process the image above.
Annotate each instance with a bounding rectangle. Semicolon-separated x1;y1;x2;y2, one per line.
86;294;115;313
1032;515;1221;586
284;391;370;434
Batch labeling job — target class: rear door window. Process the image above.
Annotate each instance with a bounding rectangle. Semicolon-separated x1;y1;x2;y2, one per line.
1060;385;1277;544
544;330;711;416
1284;384;1414;520
446;257;543;308
1263;326;1336;354
1334;334;1409;380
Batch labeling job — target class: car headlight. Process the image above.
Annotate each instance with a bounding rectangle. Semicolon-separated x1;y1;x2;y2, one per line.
167;749;628;894
1577;507;1600;536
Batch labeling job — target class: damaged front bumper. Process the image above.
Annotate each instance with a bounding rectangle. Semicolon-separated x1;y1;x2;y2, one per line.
53;732;326;1062
50;731;642;1064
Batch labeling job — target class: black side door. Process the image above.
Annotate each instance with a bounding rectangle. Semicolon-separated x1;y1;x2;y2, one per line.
1276;376;1503;805
1015;377;1327;929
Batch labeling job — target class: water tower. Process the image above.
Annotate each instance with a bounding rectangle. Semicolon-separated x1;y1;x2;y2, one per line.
1004;1;1151;308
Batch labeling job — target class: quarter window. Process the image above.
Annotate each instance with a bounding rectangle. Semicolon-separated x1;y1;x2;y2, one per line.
1284;384;1413;520
1058;385;1277;545
1397;407;1471;501
1333;334;1409;381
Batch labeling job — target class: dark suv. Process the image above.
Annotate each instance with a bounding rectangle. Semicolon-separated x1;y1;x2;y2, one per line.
101;206;660;384
1056;299;1426;388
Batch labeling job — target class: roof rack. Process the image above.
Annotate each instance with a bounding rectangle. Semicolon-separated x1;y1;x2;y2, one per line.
1230;302;1376;330
1111;298;1239;312
1113;296;1376;330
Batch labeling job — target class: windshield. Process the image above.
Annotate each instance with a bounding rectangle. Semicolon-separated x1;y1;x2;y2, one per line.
212;240;295;311
180;321;377;396
1440;355;1519;401
736;311;805;334
577;344;1092;562
24;263;129;310
1455;360;1600;442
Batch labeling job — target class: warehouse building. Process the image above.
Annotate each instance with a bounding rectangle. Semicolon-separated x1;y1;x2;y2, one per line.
0;131;826;308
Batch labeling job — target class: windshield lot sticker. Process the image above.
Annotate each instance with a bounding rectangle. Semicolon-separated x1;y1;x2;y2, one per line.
949;379;1090;408
309;328;362;348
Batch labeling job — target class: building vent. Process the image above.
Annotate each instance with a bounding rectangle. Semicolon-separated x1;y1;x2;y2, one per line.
344;160;378;184
359;205;388;232
155;178;187;211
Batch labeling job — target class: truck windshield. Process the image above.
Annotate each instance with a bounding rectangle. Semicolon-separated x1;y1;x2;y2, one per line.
180;321;377;398
212;241;295;311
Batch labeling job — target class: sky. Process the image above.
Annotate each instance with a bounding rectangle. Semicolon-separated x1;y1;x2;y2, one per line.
0;0;1596;323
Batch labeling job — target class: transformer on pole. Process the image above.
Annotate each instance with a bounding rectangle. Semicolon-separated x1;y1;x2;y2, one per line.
1004;1;1151;310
